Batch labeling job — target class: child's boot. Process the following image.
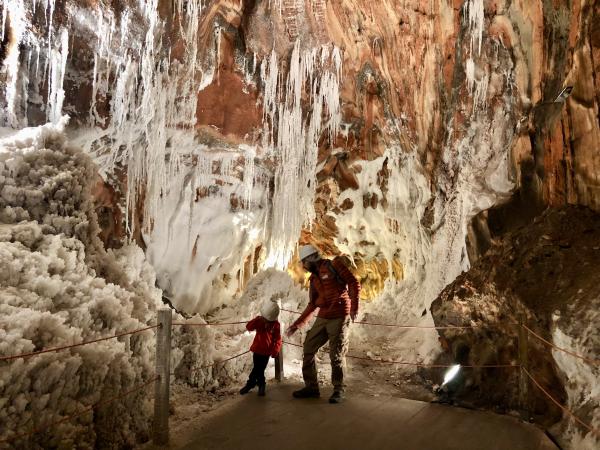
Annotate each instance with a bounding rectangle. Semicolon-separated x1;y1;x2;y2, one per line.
240;382;255;395
258;384;266;396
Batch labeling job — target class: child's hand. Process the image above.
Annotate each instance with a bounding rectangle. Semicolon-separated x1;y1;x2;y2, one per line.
286;324;298;337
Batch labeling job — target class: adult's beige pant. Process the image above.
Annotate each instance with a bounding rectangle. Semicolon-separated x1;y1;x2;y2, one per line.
302;316;351;392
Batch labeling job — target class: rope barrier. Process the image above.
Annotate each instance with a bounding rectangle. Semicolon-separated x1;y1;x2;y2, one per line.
522;367;599;437
282;341;518;369
0;376;158;444
0;325;159;363
172;321;248;327
354;321;477;330
281;308;477;329
521;324;600;366
198;350;250;369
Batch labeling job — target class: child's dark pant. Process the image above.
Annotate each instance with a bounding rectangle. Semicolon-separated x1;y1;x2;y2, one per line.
247;353;270;387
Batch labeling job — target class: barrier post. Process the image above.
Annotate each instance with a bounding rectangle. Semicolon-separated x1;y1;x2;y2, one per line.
153;309;172;445
518;317;529;420
275;343;284;381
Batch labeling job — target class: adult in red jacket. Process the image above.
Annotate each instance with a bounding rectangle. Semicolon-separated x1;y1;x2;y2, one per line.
240;301;282;396
287;245;360;403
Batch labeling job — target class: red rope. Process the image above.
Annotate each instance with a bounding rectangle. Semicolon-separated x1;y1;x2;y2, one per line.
0;325;159;363
281;309;476;329
523;367;599;437
198;350;250;369
354;321;477;330
0;376;158;444
172;321;248;327
282;341;517;369
522;324;600;366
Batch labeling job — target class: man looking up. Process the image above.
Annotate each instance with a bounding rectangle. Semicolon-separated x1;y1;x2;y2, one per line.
287;245;361;404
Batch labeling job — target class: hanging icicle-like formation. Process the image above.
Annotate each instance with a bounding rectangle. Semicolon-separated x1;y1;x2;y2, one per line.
463;0;488;112
47;28;69;124
464;0;484;56
0;0;69;128
261;41;343;268
1;0;27;129
0;0;210;235
82;0;206;234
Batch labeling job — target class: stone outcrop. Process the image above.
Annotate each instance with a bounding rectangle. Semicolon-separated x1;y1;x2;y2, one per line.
431;206;600;445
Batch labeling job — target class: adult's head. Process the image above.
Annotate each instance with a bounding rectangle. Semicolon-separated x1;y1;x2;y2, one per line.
299;244;321;273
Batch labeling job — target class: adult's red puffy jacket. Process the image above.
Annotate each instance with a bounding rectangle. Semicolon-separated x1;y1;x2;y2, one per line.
247;316;282;357
292;257;361;329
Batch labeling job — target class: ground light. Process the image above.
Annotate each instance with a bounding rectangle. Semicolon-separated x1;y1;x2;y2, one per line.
442;364;461;387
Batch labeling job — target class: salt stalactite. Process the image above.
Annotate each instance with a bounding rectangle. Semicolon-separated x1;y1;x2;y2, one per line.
47;28;69;124
465;57;489;113
463;0;488;111
78;0;206;236
465;0;484;56
261;42;343;268
1;0;27;128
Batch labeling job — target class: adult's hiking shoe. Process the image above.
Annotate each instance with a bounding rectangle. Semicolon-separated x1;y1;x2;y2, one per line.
258;385;266;396
292;387;320;399
329;391;345;404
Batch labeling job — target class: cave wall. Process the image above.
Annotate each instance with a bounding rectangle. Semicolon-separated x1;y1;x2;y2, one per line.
1;0;598;312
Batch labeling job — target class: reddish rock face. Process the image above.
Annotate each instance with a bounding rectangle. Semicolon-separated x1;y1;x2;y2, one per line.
1;1;599;292
91;175;124;248
196;30;263;142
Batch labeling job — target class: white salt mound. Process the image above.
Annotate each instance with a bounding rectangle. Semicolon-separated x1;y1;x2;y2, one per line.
0;121;162;448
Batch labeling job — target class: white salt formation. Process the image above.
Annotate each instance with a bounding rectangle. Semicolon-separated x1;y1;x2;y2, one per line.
0;121;159;447
0;122;218;447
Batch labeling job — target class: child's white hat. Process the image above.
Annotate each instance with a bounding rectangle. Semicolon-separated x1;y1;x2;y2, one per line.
260;299;280;322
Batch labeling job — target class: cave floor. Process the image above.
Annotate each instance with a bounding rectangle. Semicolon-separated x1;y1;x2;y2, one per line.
145;382;557;450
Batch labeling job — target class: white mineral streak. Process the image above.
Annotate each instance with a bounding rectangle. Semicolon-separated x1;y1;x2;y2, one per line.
1;0;27;128
261;41;342;269
465;0;485;56
47;28;69;124
464;0;489;111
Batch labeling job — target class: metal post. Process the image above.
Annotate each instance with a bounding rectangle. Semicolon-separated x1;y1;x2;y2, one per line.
275;343;284;382
153;309;172;445
518;317;529;420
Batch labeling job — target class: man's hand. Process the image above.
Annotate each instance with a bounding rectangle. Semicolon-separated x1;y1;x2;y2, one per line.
286;324;298;337
350;311;358;323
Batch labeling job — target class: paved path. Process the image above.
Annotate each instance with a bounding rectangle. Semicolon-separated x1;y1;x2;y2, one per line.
175;384;557;450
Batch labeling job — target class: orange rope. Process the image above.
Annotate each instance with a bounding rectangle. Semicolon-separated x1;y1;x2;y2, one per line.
354;321;477;330
523;367;599;437
522;324;600;366
0;376;158;444
281;309;476;329
0;325;159;363
172;321;248;327
282;341;517;369
198;350;250;369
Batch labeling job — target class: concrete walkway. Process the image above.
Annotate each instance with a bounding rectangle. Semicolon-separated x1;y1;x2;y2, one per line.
176;384;557;450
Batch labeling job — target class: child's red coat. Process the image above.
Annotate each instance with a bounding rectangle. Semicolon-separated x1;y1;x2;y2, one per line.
247;316;282;357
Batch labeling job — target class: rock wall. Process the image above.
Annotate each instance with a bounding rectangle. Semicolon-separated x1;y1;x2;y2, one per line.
1;1;598;312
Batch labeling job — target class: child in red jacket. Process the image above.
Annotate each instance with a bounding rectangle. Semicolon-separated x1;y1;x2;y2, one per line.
240;300;282;396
